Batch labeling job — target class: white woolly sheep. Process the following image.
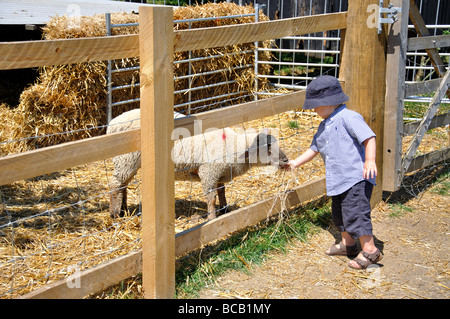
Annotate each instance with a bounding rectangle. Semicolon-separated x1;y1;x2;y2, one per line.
106;108;289;220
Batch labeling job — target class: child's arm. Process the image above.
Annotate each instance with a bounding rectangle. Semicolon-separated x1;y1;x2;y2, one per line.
363;136;377;179
287;148;319;170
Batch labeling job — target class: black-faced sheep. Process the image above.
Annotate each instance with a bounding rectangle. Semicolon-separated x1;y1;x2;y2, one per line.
107;108;289;220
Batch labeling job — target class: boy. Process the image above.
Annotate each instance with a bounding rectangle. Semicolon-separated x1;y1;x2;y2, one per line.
287;75;382;269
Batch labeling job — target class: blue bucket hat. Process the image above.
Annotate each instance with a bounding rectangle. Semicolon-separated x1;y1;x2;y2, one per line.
303;75;349;110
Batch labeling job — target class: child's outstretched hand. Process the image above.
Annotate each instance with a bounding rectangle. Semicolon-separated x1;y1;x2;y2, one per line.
283;160;297;171
363;160;377;179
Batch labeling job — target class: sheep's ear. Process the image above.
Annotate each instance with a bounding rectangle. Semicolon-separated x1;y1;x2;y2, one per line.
238;149;250;163
256;133;274;149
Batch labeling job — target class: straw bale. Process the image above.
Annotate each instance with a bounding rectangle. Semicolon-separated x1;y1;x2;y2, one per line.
0;3;274;156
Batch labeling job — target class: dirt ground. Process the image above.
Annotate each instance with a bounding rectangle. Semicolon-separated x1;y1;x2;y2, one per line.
197;168;449;299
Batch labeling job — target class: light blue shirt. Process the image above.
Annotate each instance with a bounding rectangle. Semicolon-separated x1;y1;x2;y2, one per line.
310;104;376;196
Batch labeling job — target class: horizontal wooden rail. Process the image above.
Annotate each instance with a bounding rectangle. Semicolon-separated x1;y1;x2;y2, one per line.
402;112;449;136
175;89;306;135
175;82;344;136
20;177;326;299
175;177;326;257
0;89;309;186
0;12;346;70
405;78;442;96
174;12;347;52
408;34;450;51
0;35;139;70
0;129;140;186
406;147;450;173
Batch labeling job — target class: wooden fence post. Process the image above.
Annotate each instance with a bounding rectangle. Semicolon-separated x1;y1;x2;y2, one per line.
340;0;387;206
139;6;175;299
383;0;410;192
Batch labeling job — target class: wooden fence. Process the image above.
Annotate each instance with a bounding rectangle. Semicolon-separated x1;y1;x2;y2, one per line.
0;0;445;298
383;0;450;191
1;5;348;299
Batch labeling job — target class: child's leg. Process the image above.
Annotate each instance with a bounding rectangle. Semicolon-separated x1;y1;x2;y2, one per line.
359;235;377;253
326;193;358;255
325;231;356;255
341;231;356;246
348;235;382;269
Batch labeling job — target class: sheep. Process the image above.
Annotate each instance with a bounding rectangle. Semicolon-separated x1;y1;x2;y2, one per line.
106;108;289;220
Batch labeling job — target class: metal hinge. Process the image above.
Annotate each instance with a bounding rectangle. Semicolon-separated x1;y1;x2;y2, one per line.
378;0;402;34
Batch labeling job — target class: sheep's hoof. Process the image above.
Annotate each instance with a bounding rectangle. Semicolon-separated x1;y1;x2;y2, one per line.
110;206;128;218
218;206;229;216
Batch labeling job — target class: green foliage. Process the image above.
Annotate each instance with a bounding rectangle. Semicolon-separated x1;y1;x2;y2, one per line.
388;203;414;218
431;170;450;196
288;120;299;129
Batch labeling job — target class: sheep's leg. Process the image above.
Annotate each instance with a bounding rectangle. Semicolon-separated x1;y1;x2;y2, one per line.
109;151;141;218
217;182;228;215
205;190;217;221
109;180;128;218
197;165;216;220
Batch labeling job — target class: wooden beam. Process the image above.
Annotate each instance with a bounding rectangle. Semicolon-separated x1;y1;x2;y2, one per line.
401;69;450;174
341;0;386;204
405;78;442;96
0;12;346;71
175;177;326;257
174;12;347;52
174;82;344;136
18;251;142;299
0;88;308;187
175;90;306;135
403;112;449;136
0;129;140;186
139;6;175;299
408;34;450;51
409;0;447;76
0;35;139;70
382;0;409;192
406;147;450;173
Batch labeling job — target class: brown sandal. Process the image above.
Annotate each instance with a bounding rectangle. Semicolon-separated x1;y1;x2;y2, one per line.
325;242;358;257
348;249;383;269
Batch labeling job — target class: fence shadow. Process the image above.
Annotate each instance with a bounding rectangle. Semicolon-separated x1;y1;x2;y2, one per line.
383;161;449;205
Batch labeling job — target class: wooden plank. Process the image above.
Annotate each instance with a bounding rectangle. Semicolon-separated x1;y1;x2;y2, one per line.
401;69;450;174
405;78;442;96
139;6;175;299
19;177;325;299
19;250;142;299
175;89;306;135
0;35;139;70
408;34;450;51
403;112;449;136
382;0;409;192
174;83;343;136
341;0;386;204
175;177;326;257
0;12;346;71
0;129;140;186
409;0;447;76
173;12;347;52
406;147;450;173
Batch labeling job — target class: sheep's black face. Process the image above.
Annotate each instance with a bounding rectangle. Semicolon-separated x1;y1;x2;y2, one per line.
276;147;290;168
